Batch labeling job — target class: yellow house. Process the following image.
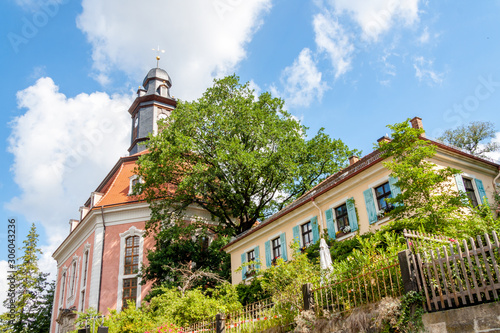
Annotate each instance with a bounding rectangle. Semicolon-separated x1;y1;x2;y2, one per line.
222;117;500;285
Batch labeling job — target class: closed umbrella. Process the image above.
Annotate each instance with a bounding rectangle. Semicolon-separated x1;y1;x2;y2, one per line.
319;238;333;272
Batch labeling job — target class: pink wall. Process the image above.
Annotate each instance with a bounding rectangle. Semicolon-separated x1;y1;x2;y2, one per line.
51;230;95;333
98;221;154;315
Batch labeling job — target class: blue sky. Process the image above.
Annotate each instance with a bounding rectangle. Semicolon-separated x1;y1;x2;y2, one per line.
1;0;500;310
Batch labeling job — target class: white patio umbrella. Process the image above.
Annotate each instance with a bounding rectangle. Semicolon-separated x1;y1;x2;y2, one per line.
319;238;333;272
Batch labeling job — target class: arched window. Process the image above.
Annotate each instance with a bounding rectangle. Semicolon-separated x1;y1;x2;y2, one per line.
122;236;140;309
124;236;140;274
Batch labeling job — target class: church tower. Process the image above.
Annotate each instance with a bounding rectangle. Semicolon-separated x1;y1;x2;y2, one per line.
128;67;177;155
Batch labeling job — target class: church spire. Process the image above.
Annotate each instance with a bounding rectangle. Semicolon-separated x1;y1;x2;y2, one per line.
127;66;176;155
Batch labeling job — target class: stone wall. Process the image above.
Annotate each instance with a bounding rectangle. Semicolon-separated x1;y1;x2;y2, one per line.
422;302;500;333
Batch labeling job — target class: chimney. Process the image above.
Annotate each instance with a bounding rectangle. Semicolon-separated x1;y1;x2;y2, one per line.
349;155;360;165
377;136;391;145
69;219;79;233
410;117;425;137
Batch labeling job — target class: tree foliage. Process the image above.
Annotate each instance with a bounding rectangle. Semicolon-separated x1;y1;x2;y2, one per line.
136;74;358;236
379;119;499;237
438;121;499;157
0;224;54;333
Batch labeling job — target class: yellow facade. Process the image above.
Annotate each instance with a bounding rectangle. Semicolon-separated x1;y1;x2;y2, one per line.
223;139;500;285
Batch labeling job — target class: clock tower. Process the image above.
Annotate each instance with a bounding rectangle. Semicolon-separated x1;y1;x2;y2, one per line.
128;67;177;155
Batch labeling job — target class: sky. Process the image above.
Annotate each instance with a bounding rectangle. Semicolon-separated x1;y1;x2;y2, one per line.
1;0;500;312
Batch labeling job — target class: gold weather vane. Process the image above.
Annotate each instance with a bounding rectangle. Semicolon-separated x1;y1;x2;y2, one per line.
152;46;165;68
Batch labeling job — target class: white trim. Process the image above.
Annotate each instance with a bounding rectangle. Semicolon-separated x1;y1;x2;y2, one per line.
66;256;80;307
59;266;68;307
116;226;145;311
79;243;91;311
88;225;104;309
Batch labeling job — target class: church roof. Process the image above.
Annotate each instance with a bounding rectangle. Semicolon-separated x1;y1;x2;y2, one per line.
143;67;172;88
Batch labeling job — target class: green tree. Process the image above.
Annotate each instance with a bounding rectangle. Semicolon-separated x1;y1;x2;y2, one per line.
379;119;498;237
438;121;499;157
0;223;54;333
137;74;358;236
137;75;357;286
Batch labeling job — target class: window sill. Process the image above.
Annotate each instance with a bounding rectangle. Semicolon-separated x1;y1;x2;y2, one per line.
336;233;355;241
375;216;391;225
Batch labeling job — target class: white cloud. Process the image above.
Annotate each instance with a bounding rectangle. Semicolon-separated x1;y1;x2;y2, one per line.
418;26;430;44
328;0;421;41
277;48;328;108
313;13;354;78
484;132;500;163
76;0;271;100
6;78;133;274
413;56;444;85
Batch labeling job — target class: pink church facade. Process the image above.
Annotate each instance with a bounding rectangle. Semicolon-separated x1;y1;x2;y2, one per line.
50;67;214;332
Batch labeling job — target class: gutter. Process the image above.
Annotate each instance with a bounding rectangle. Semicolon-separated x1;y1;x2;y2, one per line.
98;206;107;313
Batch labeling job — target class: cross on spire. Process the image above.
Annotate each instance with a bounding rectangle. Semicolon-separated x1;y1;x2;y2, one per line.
152;45;165;68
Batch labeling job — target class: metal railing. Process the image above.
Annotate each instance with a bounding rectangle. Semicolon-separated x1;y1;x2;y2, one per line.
311;255;404;316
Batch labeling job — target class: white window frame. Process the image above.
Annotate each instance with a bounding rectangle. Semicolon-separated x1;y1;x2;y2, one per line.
66;255;80;307
128;175;143;195
79;243;91;311
116;226;145;311
460;173;481;206
59;267;68;307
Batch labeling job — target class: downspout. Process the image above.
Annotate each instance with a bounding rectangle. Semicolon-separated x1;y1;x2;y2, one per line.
98;206;107;313
311;198;325;234
494;168;500;214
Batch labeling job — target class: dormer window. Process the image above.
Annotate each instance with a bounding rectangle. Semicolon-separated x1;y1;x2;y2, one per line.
128;175;143;195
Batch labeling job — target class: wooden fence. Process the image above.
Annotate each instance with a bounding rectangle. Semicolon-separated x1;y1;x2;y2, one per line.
405;229;500;312
310;254;404;316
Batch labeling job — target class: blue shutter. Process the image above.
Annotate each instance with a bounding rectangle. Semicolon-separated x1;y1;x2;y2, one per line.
363;188;378;224
346;197;359;232
474;178;487;204
292;226;300;248
265;241;272;268
454;174;468;204
311;216;320;243
241;253;247;280
325;208;336;239
254;246;260;271
280;233;288;261
455;174;466;192
388;176;402;206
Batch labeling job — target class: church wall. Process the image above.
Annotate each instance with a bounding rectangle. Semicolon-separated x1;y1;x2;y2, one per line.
51;229;96;333
98;220;154;315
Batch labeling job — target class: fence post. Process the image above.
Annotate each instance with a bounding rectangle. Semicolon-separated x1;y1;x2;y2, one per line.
302;283;313;311
216;313;225;333
398;250;418;293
